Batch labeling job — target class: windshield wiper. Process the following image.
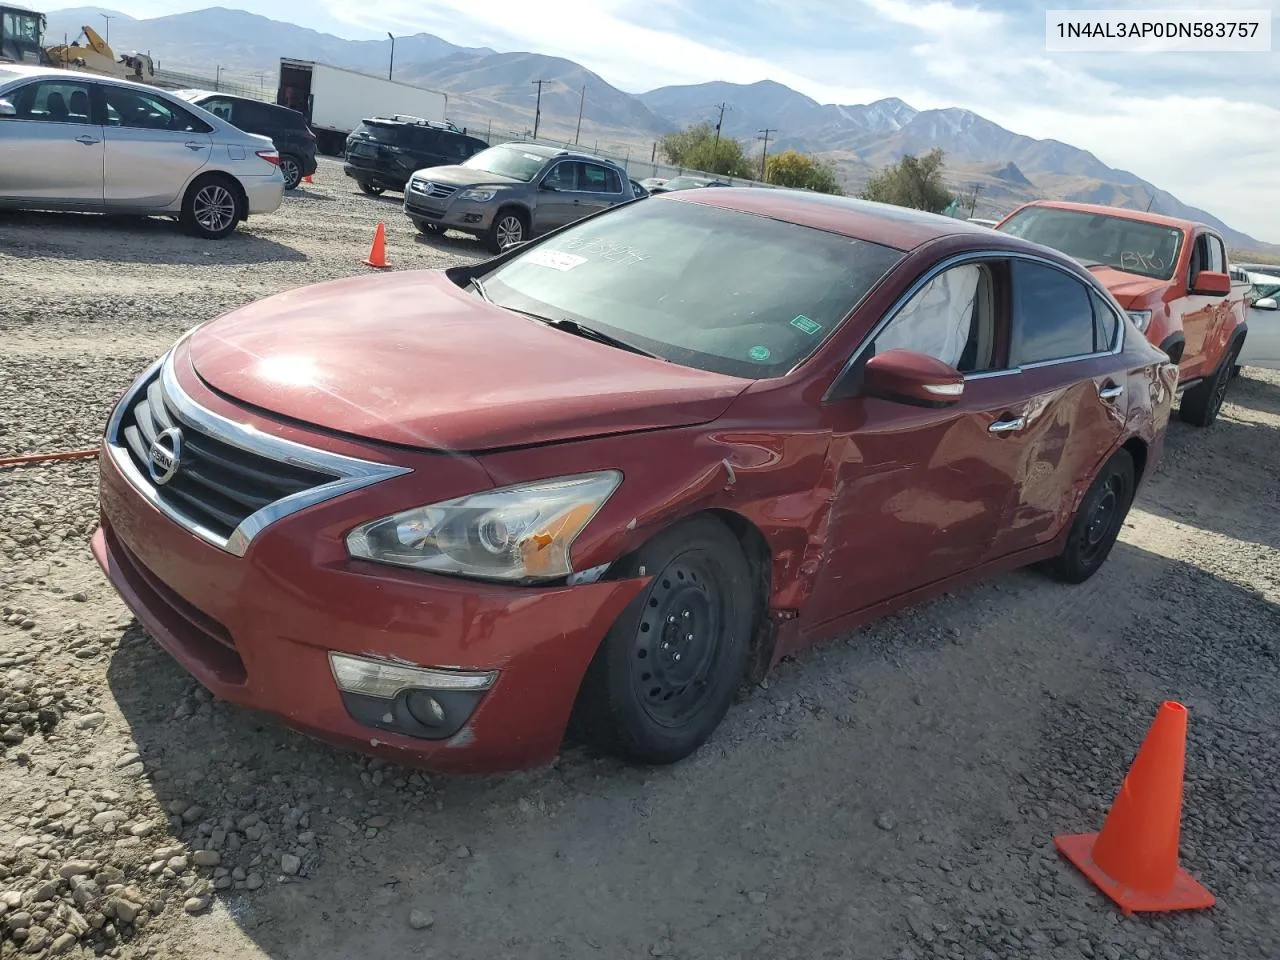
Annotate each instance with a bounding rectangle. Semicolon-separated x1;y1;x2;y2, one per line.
469;276;490;301
541;317;659;358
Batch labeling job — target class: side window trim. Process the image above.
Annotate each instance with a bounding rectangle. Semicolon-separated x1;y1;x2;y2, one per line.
827;250;1127;398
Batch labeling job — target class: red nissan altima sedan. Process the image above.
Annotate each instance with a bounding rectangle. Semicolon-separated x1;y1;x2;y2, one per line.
92;189;1178;772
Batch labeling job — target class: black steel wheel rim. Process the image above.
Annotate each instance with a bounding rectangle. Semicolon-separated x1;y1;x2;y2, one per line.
631;555;725;727
1080;474;1126;565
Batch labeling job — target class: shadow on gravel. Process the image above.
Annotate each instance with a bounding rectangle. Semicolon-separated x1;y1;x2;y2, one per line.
412;229;486;254
283;189;334;203
0;212;307;265
1144;394;1280;551
99;535;1279;960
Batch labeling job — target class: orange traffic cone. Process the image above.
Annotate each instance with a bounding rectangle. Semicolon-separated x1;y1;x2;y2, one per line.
364;222;389;269
303;174;313;185
1055;701;1214;914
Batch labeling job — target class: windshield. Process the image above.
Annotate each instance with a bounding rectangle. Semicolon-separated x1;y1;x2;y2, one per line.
997;207;1182;281
461;145;547;182
478;197;903;379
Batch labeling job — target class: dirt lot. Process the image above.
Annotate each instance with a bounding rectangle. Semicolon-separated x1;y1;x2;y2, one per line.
2;161;1279;960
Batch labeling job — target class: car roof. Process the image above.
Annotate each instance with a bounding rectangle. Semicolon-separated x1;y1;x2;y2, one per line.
667;188;1009;251
493;141;618;166
1010;199;1203;234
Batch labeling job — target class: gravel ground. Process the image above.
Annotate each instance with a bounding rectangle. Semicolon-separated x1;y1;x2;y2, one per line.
2;161;1278;960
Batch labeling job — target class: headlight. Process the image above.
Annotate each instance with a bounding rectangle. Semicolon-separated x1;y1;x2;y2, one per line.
458;187;497;202
1127;310;1152;333
346;471;622;581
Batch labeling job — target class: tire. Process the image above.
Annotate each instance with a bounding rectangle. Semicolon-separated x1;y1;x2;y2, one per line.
573;515;755;765
358;182;384;197
1179;340;1240;427
486;207;527;254
1047;449;1135;584
180;176;242;240
279;154;303;191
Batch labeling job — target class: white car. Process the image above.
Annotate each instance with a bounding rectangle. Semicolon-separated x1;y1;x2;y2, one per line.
0;65;284;238
1237;271;1280;371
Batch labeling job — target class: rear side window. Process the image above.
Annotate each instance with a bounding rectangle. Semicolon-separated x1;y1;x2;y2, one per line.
1010;260;1097;366
1090;291;1120;353
104;87;212;134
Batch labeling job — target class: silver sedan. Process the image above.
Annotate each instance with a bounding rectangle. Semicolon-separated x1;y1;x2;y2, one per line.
0;65;284;239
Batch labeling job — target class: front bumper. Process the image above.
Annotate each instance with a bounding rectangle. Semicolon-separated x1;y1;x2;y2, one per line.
241;175;284;215
402;190;497;234
91;378;645;772
343;162;407;192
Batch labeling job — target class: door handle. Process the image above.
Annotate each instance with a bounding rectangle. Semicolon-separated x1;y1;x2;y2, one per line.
74;135;100;145
184;141;206;151
1098;383;1125;401
988;416;1026;434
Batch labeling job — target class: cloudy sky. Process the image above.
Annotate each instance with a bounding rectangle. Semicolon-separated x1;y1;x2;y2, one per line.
86;0;1279;241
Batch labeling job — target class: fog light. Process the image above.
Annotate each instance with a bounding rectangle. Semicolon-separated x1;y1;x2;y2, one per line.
329;653;495;742
405;690;447;728
329;653;495;697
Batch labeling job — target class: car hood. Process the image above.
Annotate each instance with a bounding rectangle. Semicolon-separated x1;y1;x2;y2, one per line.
408;164;526;188
186;271;749;452
1085;265;1170;307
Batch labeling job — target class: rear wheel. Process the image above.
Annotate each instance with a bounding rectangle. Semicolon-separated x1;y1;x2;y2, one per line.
279;154;303;190
1180;341;1240;427
358;182;384;197
180;176;241;239
573;516;754;765
1047;449;1135;584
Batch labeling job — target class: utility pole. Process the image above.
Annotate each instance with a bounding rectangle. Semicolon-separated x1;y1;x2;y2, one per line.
486;118;492;144
757;128;776;181
255;71;266;97
967;182;983;217
574;84;585;145
100;13;113;46
215;64;225;92
711;102;729;172
651;141;657;162
531;79;548;141
387;33;395;80
1145;192;1155;212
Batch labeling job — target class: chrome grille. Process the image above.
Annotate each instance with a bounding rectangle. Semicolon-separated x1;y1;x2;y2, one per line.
105;353;411;557
411;180;457;200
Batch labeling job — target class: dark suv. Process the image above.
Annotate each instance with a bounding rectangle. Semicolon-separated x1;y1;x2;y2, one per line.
173;89;317;190
344;116;488;196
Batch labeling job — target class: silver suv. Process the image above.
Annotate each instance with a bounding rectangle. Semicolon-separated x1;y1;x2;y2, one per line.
0;65;284;239
402;141;632;252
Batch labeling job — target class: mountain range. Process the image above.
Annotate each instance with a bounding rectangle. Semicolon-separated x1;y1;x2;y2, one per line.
36;5;1274;250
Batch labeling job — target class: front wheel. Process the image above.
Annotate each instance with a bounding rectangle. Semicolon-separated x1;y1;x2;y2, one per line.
486;209;527;253
1180;341;1240;427
358;182;384;197
573;516;754;765
180;177;241;239
1046;449;1135;584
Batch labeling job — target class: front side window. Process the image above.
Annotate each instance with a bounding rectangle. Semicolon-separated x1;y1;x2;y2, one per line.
872;263;997;374
998;207;1182;282
104;87;211;133
462;145;549;182
1010;261;1097;366
479;197;903;379
7;79;94;124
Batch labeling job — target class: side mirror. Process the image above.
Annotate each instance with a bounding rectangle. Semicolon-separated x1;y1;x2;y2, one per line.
539;181;558;192
1191;270;1231;297
1254;297;1278;311
0;98;16;118
861;349;964;407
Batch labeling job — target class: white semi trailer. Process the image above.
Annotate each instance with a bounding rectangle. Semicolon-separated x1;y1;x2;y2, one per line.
277;58;450;156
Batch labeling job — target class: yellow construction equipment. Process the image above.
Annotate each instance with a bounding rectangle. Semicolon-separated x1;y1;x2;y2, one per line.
44;25;155;81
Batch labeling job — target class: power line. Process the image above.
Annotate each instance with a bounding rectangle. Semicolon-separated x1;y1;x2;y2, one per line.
531;79;549;140
757;128;776;181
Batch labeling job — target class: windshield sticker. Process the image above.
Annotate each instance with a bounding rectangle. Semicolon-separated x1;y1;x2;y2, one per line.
748;345;772;362
522;249;588;271
790;315;822;335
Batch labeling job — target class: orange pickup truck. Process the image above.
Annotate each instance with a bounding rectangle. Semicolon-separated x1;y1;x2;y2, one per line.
995;201;1250;426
